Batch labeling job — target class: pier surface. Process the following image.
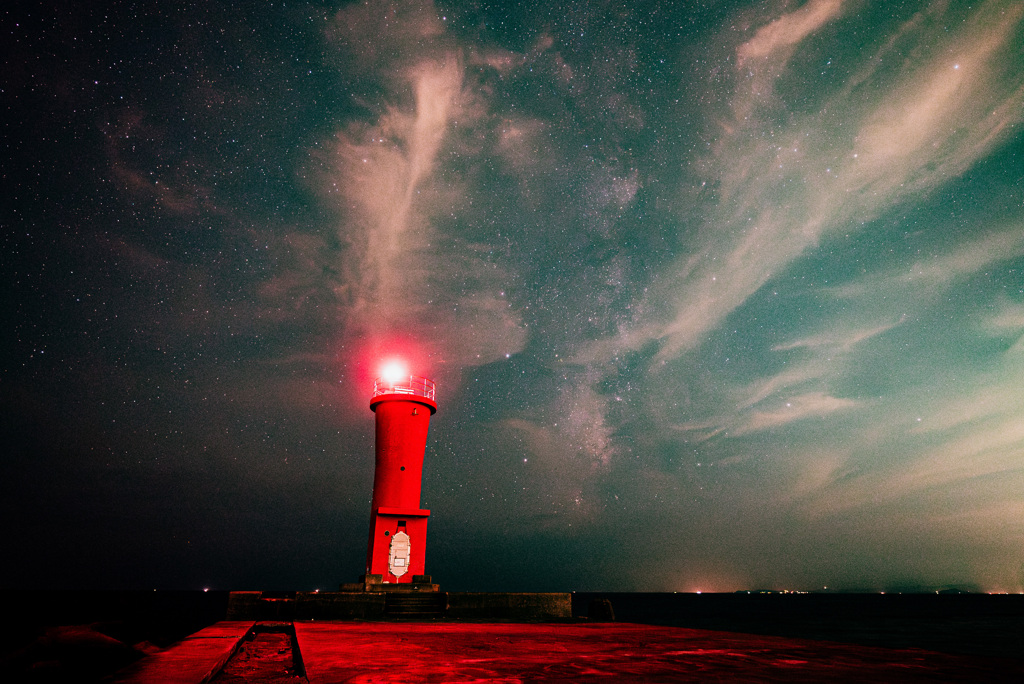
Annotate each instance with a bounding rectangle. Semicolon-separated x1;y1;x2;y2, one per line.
110;621;253;683
113;620;1022;682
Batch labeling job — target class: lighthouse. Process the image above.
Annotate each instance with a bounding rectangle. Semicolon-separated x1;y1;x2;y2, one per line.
365;366;437;584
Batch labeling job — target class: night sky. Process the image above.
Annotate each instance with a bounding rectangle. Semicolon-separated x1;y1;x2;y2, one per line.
4;0;1024;593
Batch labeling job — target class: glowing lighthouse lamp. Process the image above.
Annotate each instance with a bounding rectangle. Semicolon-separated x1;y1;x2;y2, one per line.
365;362;437;585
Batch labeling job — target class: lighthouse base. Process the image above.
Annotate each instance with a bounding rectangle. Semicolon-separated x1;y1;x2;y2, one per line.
338;574;441;593
226;590;571;621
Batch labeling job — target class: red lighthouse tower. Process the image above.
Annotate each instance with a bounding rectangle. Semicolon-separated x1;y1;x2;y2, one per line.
365;368;437;584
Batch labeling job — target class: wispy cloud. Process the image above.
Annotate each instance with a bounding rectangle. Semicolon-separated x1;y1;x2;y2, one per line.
981;298;1024;354
104;107;218;217
736;0;846;64
482;417;607;530
261;0;527;375
982;299;1024;336
326;55;465;324
728;223;1024;415
772;321;899;354
733;0;847;123
548;5;1024;590
831;228;1024;302
559;2;1024;495
638;0;1024;361
761;304;1024;526
727;320;900;410
732;391;861;435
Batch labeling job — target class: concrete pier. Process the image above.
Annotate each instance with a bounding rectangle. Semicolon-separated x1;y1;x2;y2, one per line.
109;621;253;684
112;620;1023;682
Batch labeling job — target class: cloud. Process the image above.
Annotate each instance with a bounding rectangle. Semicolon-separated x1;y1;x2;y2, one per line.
547;4;1024;587
469;417;607;532
726;320;901;409
731;0;847;124
735;364;831;410
772;321;899;354
768;315;1024;524
328;56;465;324
734;392;861;436
830;225;1024;307
627;0;1024;362
712;219;1024;521
981;299;1024;354
674;370;866;441
736;0;846;64
844;2;1024;198
259;0;529;381
103;107;218;217
327;0;447;73
495;117;550;175
668;421;725;444
795;414;1024;522
547;8;1024;544
982;299;1024;335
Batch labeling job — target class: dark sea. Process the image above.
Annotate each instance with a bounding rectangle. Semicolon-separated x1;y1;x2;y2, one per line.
572;591;1024;660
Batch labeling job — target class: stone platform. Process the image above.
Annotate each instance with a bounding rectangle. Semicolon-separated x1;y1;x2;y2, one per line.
112;620;1024;682
109;621;253;683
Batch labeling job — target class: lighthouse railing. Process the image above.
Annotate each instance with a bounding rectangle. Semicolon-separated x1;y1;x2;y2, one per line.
372;375;436;401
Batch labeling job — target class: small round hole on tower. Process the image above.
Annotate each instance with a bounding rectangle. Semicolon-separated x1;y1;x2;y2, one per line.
400;466;405;471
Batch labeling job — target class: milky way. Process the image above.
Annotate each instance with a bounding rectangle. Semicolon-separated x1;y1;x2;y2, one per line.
4;0;1024;592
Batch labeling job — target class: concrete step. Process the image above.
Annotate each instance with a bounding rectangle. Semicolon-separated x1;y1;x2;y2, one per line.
110;621;254;683
384;592;447;618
